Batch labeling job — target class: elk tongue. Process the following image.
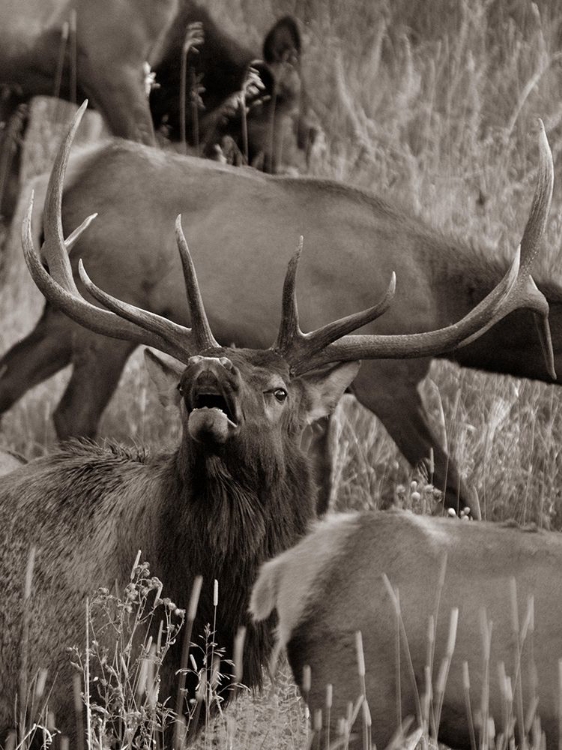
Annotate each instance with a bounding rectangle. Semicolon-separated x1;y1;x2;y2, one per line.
188;407;237;444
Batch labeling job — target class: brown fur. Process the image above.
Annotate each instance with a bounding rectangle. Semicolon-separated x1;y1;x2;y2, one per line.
1;139;559;514
0;346;358;743
0;2;314;237
251;511;562;749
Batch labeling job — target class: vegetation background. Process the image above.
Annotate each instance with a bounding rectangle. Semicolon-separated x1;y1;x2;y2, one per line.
3;0;562;746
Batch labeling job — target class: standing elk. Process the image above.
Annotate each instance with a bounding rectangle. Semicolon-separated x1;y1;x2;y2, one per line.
0;108;551;744
0;121;556;516
0;1;315;235
251;509;562;749
0;0;174;227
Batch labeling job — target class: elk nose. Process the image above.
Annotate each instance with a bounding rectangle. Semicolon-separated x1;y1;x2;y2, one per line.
188;355;236;377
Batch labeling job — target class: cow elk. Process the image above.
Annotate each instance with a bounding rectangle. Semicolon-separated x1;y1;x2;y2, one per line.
0;107;551;744
0;1;315;238
0;115;556;516
251;509;562;749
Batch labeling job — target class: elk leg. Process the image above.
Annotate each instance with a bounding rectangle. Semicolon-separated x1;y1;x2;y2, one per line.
0;306;73;415
53;335;137;439
74;0;177;145
0;94;28;240
351;360;480;518
287;628;406;750
80;66;156;146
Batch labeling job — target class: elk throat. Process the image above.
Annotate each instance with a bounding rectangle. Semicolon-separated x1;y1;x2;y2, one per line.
175;436;316;568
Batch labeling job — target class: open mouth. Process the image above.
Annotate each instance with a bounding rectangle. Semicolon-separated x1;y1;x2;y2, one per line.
191;390;238;427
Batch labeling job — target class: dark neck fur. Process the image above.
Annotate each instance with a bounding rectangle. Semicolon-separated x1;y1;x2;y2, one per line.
156;432;315;692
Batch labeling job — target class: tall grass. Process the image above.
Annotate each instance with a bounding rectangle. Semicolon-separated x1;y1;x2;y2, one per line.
2;0;562;747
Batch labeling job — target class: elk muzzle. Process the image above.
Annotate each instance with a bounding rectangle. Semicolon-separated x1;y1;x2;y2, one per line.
184;356;240;445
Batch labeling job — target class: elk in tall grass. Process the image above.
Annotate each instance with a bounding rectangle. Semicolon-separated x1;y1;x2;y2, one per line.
149;4;317;171
0;106;551;743
0;0;173;228
251;508;562;749
0;118;556;516
0;1;315;240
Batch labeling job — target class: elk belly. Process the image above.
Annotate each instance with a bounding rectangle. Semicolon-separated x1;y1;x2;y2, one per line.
188;407;236;444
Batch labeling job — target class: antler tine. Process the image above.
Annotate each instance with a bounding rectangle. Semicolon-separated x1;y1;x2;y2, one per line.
289;126;554;376
274;238;396;363
77;260;199;362
274;237;303;353
23;196;184;356
23;106;218;364
22;196;196;361
41;100;89;293
519;120;553;276
457;120;556;378
175;216;220;351
288;249;520;374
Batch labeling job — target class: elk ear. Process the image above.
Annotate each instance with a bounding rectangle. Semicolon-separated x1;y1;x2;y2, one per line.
144;349;184;407
298;361;360;424
263;16;301;63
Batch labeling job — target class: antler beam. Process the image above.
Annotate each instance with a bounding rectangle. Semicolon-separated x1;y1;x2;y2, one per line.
277;122;553;376
22;103;219;363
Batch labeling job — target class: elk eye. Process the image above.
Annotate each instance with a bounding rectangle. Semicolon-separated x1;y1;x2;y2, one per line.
177;383;184;396
273;388;288;403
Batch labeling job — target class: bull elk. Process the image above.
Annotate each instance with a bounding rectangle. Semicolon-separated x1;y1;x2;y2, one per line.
0;117;556;517
0;106;551;744
251;509;562;748
0;1;314;236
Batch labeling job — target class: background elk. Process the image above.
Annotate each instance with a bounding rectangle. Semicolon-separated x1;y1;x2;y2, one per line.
251;509;562;749
0;120;556;517
149;5;317;171
0;1;314;240
0;0;173;230
0;107;550;744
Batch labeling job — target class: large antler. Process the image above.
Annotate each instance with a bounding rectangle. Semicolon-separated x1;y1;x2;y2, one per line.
22;103;219;363
276;123;554;376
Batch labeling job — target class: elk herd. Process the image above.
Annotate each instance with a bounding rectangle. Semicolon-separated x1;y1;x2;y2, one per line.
1;3;562;749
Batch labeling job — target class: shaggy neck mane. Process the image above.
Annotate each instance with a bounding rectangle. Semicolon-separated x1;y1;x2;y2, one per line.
154;431;315;691
173;432;313;563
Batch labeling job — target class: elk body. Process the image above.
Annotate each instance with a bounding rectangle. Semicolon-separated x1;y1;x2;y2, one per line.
0;1;313;235
0;126;557;515
251;510;562;749
0;108;551;742
0;0;173;226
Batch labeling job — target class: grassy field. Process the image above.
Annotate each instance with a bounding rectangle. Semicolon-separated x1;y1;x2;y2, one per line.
3;0;562;747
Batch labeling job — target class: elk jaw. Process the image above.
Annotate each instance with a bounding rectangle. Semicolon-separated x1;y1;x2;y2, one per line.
186;384;239;445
